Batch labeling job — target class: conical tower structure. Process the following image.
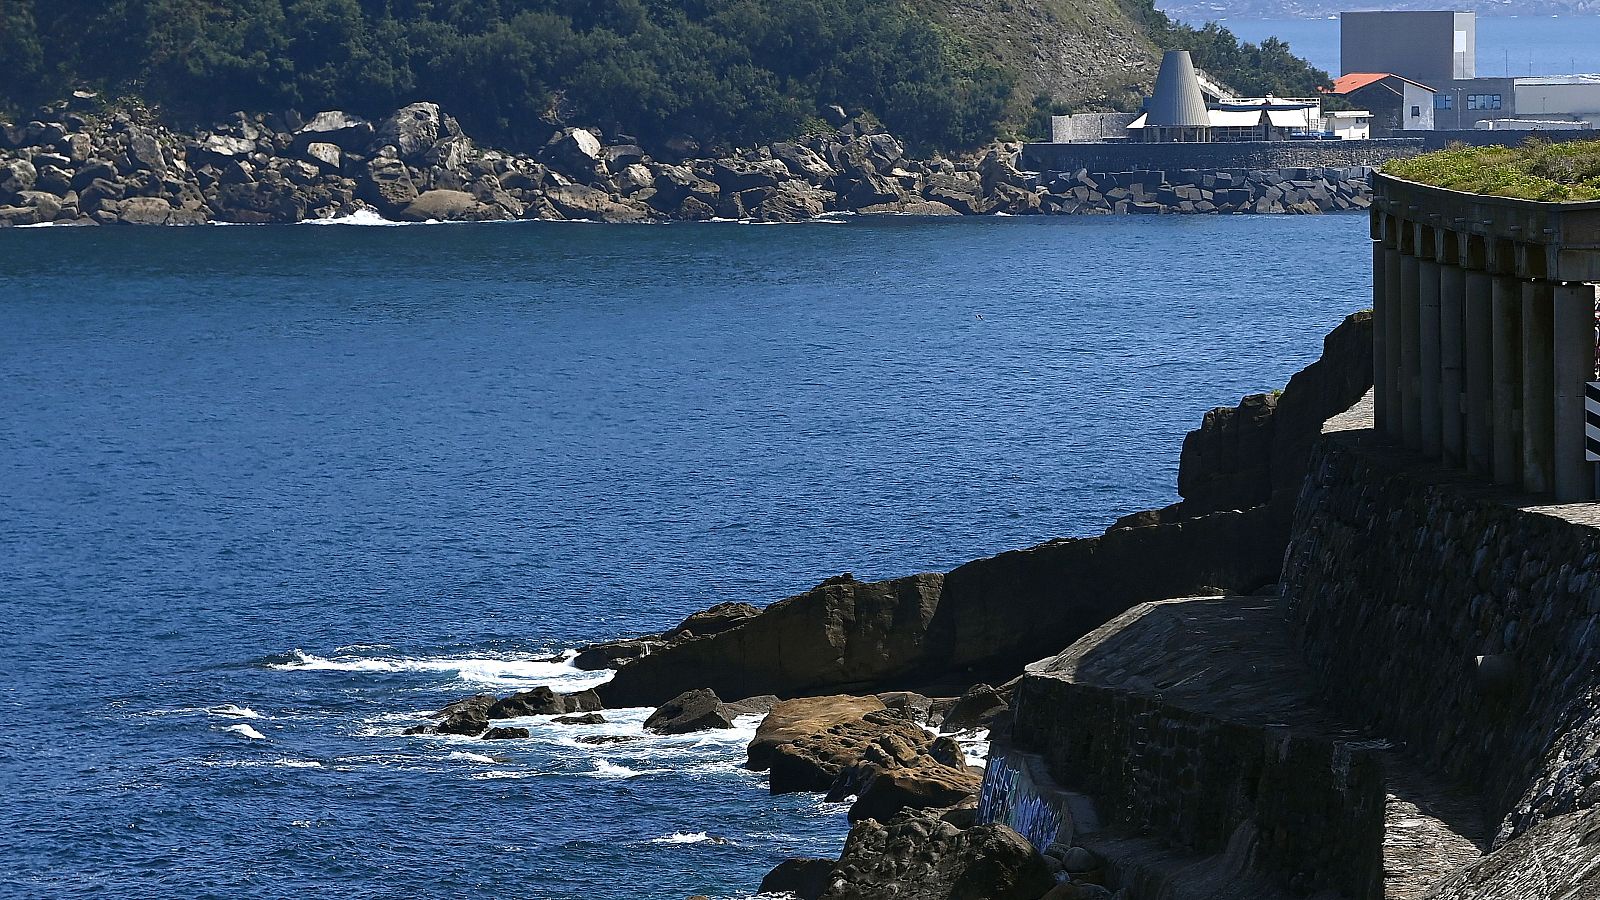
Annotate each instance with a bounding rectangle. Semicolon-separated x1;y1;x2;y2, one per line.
1146;50;1210;128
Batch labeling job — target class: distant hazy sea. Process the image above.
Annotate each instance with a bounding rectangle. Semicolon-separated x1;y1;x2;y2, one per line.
1172;14;1600;78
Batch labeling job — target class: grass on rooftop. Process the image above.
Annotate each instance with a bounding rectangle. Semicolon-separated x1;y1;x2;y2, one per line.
1383;138;1600;202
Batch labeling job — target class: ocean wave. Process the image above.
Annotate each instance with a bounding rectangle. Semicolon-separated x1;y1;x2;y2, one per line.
266;648;614;689
649;831;714;844
469;770;537;780
207;704;262;719
591;760;643;778
300;209;408;226
447;751;497;764
221;723;266;740
274;758;323;768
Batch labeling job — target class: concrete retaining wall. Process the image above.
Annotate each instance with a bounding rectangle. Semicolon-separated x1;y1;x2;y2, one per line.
1021;139;1424;175
1281;430;1600;842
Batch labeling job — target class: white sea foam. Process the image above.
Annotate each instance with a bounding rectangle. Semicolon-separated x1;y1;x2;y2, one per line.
649;831;713;844
207;704;262;719
223;723;266;740
269;648;613;690
469;770;537;780
300;209;406;226
592;760;642;778
447;751;497;764
274;758;322;768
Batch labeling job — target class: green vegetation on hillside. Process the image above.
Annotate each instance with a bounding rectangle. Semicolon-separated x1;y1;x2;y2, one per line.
1116;0;1334;97
1384;140;1600;201
0;0;1012;152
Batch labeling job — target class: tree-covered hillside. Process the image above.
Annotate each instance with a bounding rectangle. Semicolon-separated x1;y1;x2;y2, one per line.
1;0;1013;151
0;0;1333;150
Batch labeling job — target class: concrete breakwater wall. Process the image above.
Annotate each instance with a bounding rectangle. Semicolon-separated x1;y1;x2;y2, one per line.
1282;431;1600;843
1034;165;1372;215
1021;139;1423;177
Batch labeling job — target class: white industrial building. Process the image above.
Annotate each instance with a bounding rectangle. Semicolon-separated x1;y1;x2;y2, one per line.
1513;75;1600;128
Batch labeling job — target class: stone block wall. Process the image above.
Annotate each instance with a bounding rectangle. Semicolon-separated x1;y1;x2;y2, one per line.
1020;139;1424;175
1034;166;1373;215
1007;677;1389;899
1281;431;1600;841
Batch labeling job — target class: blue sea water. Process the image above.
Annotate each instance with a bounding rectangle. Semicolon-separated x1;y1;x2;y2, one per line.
2;214;1369;899
1204;15;1600;78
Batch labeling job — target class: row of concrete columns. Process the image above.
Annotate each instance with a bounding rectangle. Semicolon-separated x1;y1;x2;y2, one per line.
1372;223;1598;502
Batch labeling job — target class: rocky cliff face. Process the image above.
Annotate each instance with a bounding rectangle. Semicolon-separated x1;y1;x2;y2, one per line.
595;311;1375;709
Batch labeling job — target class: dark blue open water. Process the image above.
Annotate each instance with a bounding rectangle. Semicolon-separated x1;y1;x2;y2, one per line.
2;215;1368;899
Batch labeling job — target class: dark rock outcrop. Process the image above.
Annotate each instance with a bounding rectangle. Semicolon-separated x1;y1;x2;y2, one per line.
643;688;735;734
758;858;835;900
486;686;601;719
819;811;1055;900
552;713;606;725
434;694;496;736
481;726;530;740
939;683;1011;733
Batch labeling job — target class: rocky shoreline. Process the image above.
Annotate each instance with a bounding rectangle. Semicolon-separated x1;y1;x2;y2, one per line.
0;97;1370;228
402;311;1377;900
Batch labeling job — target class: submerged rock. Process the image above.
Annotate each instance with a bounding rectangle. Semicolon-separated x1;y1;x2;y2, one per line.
481;726;530;740
759;858;835;900
486;686;602;719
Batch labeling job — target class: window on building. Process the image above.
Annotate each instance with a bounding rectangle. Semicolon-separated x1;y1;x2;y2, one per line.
1412;105;1421;118
1467;94;1504;111
1434;94;1453;110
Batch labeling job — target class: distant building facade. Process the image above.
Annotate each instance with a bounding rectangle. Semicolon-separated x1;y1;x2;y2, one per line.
1514;75;1600;127
1341;11;1475;87
1338;11;1524;130
1330;73;1436;137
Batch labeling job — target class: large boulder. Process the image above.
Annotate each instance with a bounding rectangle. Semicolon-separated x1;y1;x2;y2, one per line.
769;142;835;183
359;157;419;216
649;164;720;209
434;694;496;736
708;157;789;193
545;184;653;223
124;126;166;173
755;181;830;222
643;688;735;734
398;189;498;222
759;858;836;900
540;128;608;181
374;102;457;163
481;726;530;740
841;749;982;823
748;697;945;797
118;196;174;225
197;134;256;161
0;158;37;196
0;190;62;225
819;812;1055;900
841;170;905;209
923;172;993;216
301;142;343;175
486;686;602;719
210;181;306;224
939;683;1011;733
294;111;374;153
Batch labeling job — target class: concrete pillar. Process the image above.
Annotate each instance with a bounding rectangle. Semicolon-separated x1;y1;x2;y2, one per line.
1384;249;1404;441
1373;242;1391;436
1419;260;1443;456
1400;254;1422;449
1440;263;1466;466
1491;276;1523;485
1522;281;1555;494
1464;270;1493;474
1553;282;1596;502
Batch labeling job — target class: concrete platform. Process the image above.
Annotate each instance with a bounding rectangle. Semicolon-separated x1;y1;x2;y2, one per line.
1002;594;1489;900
